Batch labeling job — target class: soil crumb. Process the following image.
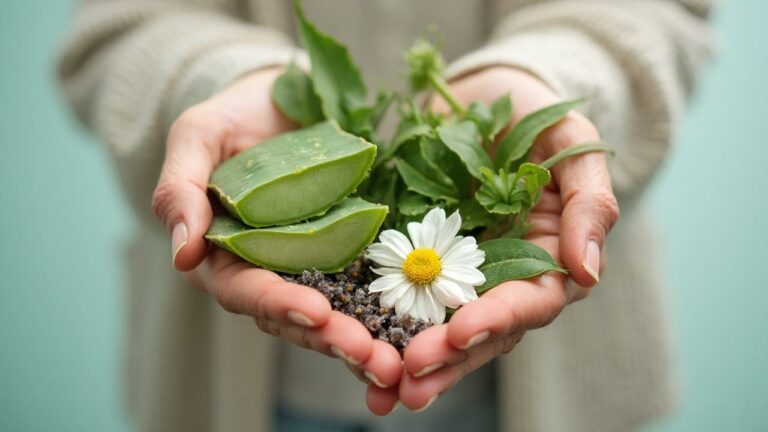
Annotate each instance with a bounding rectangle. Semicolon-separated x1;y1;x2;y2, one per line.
282;257;433;352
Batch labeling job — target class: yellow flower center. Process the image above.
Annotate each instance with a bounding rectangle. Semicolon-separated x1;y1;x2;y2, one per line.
402;248;442;285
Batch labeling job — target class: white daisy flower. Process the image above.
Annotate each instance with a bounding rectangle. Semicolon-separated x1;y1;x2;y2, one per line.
365;208;486;324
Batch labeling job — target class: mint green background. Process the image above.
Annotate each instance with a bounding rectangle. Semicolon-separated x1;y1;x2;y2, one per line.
1;1;766;431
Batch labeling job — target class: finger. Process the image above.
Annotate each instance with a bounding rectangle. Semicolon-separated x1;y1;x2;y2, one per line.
447;236;566;349
358;340;403;389
208;249;332;327
152;105;230;271
400;333;524;411
313;312;374;365
366;384;400;416
403;325;465;378
537;113;620;287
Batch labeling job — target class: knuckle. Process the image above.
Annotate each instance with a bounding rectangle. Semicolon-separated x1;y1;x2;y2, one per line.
593;190;621;230
150;181;176;225
543;112;600;151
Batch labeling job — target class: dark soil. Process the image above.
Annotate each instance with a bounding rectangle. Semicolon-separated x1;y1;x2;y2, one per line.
282;257;433;352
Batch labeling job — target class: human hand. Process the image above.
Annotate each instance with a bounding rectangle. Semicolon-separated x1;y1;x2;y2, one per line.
151;67;403;406
380;66;620;412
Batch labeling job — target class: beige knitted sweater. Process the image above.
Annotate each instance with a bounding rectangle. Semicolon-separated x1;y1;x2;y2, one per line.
59;1;712;431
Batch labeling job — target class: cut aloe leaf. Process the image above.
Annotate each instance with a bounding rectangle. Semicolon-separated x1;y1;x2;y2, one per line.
206;197;388;273
209;121;376;227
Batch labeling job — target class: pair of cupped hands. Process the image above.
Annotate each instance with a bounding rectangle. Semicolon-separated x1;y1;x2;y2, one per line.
152;65;619;414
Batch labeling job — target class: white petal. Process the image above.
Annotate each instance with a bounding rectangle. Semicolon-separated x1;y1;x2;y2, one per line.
379;229;413;259
423;207;446;229
382;280;413;309
366;243;405;267
458;282;479;302
371;267;402;276
394;284;416;315
431;278;468;308
441;265;486;286
368;274;407;293
423;288;447;324
406;221;424;249
441;237;481;266
434;211;462;255
419;208;445;249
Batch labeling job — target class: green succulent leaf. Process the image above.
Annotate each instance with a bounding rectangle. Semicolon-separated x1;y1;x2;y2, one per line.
496;98;587;171
293;0;366;129
436;121;493;180
395;159;459;204
540;141;614;169
476;238;567;293
271;62;324;127
206;198;387;274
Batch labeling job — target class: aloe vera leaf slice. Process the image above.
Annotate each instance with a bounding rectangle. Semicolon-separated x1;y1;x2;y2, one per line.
205;197;388;274
209;121;376;227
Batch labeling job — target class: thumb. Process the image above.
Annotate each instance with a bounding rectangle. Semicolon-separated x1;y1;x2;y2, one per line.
152;106;230;272
543;114;620;287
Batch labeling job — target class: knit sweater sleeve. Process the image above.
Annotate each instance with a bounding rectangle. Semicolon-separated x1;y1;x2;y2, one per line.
447;0;714;196
57;0;301;219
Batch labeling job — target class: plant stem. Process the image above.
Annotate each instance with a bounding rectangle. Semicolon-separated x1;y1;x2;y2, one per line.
540;141;614;169
428;71;465;116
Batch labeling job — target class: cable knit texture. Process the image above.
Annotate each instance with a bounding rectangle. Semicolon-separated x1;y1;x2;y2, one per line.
58;1;712;431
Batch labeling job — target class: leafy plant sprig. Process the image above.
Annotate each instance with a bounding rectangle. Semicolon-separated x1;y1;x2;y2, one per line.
271;0;614;291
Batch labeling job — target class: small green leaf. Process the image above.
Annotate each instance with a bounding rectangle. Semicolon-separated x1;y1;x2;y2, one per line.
466;102;493;138
271;63;324;127
399;139;456;191
477;238;567;293
516;162;551;206
395;159;458;204
436;121;493;180
458;200;496;230
489;95;513;140
540;141;614;169
398;192;432;216
496;98;587;170
376;120;433;167
293;0;366;129
420;137;471;196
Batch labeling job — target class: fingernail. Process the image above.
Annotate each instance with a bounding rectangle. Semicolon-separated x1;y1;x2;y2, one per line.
364;371;387;388
413;362;444;378
389;401;400;414
565;278;582;302
287;310;315;327
171;223;188;266
331;345;361;365
583;240;600;283
460;330;490;350
414;395;438;413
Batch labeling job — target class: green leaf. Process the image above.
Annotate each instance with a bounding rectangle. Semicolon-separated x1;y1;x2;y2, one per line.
376;120;433;167
540;141;614;169
293;0;366;129
436;121;493;180
399;139;456;191
206;198;387;274
458;200;496;230
420;136;471;196
395;159;458;204
476;182;522;215
398;192;432;216
209;121;376;227
489;95;513;140
496;98;587;170
476;238;567;293
271;63;324;127
364;167;399;229
516;162;551;206
466;102;493;138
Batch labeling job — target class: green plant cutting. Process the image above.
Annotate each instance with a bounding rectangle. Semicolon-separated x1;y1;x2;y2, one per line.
205;0;612;347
